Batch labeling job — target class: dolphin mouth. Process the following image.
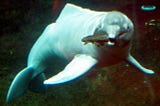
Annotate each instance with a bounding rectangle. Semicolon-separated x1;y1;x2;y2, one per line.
82;34;116;47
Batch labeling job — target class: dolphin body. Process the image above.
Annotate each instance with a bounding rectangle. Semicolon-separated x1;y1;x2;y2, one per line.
6;3;154;103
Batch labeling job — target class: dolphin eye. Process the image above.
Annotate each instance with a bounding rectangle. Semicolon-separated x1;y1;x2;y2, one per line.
123;23;131;31
127;26;130;30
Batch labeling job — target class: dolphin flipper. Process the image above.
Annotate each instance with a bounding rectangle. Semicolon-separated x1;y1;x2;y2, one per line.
6;67;33;103
126;54;155;74
44;54;98;85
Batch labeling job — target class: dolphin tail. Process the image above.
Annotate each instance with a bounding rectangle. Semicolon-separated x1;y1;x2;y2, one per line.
6;67;46;103
6;67;33;103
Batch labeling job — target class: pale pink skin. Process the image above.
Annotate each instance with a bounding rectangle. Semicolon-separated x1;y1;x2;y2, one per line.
6;4;154;103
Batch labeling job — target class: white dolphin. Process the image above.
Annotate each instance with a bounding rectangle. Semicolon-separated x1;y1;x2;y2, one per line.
6;3;154;103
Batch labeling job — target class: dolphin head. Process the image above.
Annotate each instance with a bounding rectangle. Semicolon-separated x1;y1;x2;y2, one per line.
88;11;134;47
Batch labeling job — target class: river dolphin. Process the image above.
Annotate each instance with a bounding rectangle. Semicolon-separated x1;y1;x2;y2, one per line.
6;3;154;103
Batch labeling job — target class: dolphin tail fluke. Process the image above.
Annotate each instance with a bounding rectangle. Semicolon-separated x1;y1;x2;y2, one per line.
6;67;33;103
29;73;46;93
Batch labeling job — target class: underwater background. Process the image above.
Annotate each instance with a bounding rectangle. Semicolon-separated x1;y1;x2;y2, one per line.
0;0;160;105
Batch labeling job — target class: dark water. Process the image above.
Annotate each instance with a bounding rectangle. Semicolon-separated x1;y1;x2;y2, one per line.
0;0;160;106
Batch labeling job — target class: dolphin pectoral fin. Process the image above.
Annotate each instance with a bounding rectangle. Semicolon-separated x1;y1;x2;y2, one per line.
44;54;98;85
126;54;155;74
6;67;33;103
29;73;46;93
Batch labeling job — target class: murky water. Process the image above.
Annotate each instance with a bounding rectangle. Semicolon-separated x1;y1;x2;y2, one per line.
0;0;160;106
